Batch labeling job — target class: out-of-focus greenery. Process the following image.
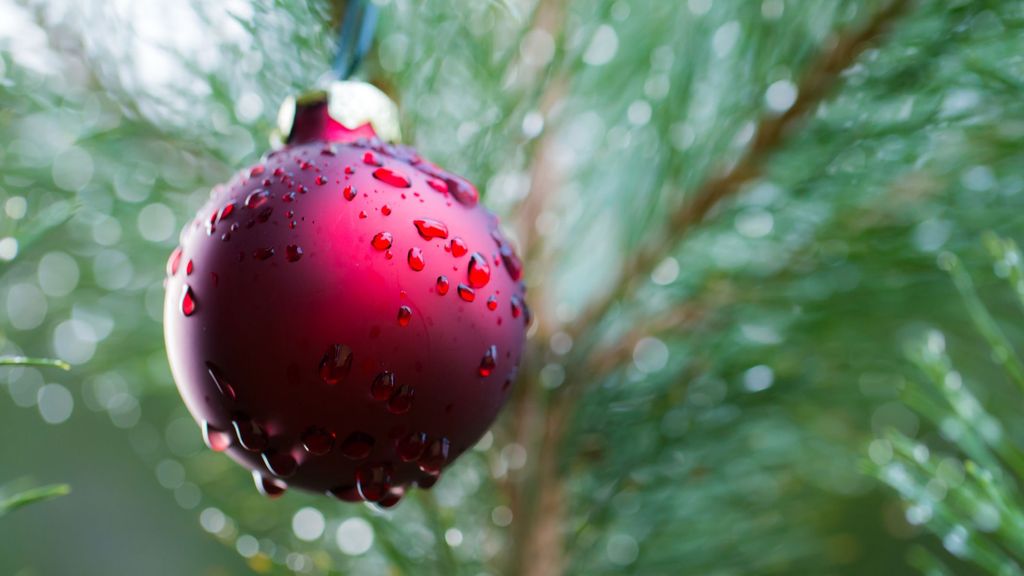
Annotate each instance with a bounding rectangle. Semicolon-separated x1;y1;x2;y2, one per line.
1;0;1023;574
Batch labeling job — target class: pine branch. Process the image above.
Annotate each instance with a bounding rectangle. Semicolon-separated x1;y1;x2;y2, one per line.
566;0;913;344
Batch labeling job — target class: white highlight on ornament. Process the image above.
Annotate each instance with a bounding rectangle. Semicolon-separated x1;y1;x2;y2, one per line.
336;517;374;555
37;383;73;425
743;365;774;392
0;236;18;261
633;337;669;373
292;507;326;542
584;25;619;66
652;257;680;285
765;79;798;113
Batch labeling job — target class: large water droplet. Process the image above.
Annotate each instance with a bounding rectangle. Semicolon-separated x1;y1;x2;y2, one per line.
363;151;381;166
206;362;237;399
203;421;232;452
315;175;327;186
327;484;362;502
417;472;439;489
253;247;275;261
511;295;524;318
355;464;392;502
450;237;468;257
372;167;411;188
408;247;425;271
397;306;412;327
319;344;354;385
396;432;427;462
436;276;450;295
250;165;266;177
343;185;357;201
340;432;375;460
245;190;270;210
181;285;197;316
371;371;396;401
479;345;497;377
302;427;336;455
387;384;414;414
253;470;287;498
262;450;298;477
487;295;498;311
427;178;448;194
286;244;303;262
381;204;392;216
167;247;182;276
219;202;235;221
468;253;491;288
457;284;475;302
413;218;449;240
231;416;268;451
186;260;194;275
371;232;393;251
418;438;451;474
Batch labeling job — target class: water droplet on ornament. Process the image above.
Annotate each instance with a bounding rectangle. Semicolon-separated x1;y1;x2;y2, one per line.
245;190;269;209
479;345;497;377
511;295;523;318
418;438;451;474
219;203;235;221
315;175;327;186
253;471;286;498
345;166;355;175
250;165;265;177
340;432;375;459
501;245;524;281
167;247;182;276
206;362;237;399
408;247;425;271
487;296;498;310
262;450;297;477
436;275;450;295
381;204;392;216
253;247;274;260
203;421;232;452
468;253;491;288
328;484;361;502
301;427;336;455
376;486;405;508
319;344;354;384
286;244;303;262
181;285;197;316
450;237;468;257
387;385;414;414
413;218;449;240
363;151;381;166
397;305;412;327
282;191;295;203
257;206;273;223
359;211;367;219
427;178;448;194
396;432;427;462
373;167;411;188
343;185;357;201
371;232;393;250
457;284;475;302
356;464;392;501
371;371;396;401
232;416;268;451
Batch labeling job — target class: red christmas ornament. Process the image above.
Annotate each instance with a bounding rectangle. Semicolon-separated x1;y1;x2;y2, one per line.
164;82;527;505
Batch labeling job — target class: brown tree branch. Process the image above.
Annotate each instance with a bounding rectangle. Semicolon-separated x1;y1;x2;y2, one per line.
566;0;912;344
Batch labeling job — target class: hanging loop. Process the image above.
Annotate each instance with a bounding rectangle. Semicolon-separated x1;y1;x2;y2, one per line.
333;0;380;80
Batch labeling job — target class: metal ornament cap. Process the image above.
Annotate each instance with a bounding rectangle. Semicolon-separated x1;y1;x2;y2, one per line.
274;80;402;147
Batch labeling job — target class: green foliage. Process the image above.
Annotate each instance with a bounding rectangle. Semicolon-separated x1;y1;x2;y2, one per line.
0;481;70;517
870;237;1024;575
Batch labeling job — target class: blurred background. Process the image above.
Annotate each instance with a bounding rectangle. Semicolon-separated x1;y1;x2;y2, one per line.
2;0;1024;574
